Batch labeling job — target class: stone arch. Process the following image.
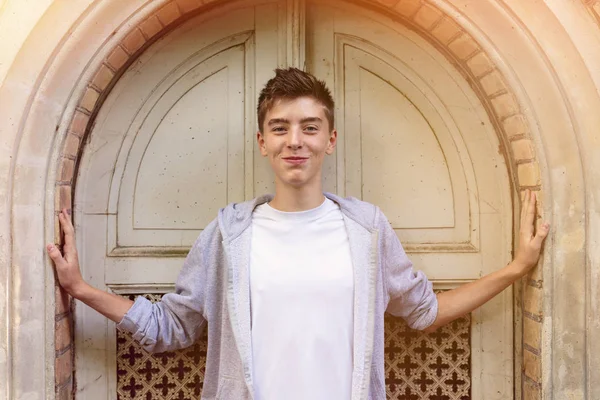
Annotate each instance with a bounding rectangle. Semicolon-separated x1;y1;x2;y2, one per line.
53;0;545;397
4;0;593;399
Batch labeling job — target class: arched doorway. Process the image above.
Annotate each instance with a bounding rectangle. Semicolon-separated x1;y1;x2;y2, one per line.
74;0;512;398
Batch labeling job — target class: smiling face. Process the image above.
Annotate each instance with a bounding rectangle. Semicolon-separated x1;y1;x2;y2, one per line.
257;96;337;190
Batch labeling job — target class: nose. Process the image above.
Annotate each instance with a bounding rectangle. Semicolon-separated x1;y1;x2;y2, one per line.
287;126;303;149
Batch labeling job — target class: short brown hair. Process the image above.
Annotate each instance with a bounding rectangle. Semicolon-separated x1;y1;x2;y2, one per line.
257;68;334;132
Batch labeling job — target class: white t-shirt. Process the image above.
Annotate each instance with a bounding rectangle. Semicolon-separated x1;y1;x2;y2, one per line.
249;198;354;400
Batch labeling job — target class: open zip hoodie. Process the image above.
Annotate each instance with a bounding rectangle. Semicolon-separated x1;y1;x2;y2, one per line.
117;192;438;399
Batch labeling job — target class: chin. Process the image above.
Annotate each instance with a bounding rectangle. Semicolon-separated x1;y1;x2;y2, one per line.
283;179;308;188
278;173;310;188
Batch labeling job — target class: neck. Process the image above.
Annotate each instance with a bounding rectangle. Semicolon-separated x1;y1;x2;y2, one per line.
269;179;325;212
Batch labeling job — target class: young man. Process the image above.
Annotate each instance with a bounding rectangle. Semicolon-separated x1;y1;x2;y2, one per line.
48;68;549;399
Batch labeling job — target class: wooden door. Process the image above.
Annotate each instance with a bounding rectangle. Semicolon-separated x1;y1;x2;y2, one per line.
75;2;285;398
75;1;513;399
307;2;513;399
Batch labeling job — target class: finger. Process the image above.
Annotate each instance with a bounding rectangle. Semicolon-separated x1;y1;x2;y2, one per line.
46;243;66;268
62;208;73;224
532;222;550;248
520;190;530;225
61;208;74;229
59;211;76;259
525;192;537;229
521;190;535;237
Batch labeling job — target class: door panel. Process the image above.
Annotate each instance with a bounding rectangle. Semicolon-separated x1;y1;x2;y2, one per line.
117;45;246;248
307;2;512;399
75;3;282;398
340;43;474;248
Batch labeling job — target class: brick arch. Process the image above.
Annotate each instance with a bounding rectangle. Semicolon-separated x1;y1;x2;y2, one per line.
56;0;542;194
53;0;544;397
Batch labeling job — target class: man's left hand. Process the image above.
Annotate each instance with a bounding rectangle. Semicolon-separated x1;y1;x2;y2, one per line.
513;189;550;275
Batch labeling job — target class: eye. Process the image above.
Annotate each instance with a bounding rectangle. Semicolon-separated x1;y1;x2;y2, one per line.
304;125;319;133
272;126;287;134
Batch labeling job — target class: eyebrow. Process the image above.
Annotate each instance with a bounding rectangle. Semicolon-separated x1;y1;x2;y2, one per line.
267;117;323;125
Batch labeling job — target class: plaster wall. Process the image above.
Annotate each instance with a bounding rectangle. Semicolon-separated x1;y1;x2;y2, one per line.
0;0;598;399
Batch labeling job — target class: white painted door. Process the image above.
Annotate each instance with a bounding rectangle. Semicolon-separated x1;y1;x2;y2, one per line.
75;1;513;399
74;2;286;398
307;1;513;398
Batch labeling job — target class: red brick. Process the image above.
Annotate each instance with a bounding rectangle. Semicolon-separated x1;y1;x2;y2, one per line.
122;28;146;54
79;87;100;113
518;162;541;187
523;315;541;351
431;17;462;44
503;114;528;138
466;53;494;78
91;64;114;91
139;16;163;39
156;2;182;26
479;70;507;96
393;0;421;17
63;134;80;158
511;139;534;161
523;284;543;317
69;111;89;136
56;381;73;400
54;215;62;246
55;347;72;386
523;349;541;383
491;93;519;119
55;285;71;315
59;158;75;183
523;377;541;400
413;4;443;30
448;34;479;60
55;316;73;352
176;0;202;13
54;185;72;213
106;46;129;71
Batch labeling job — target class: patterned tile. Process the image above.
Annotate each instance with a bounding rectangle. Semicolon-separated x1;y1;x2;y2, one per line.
116;294;470;399
117;294;207;400
384;313;471;400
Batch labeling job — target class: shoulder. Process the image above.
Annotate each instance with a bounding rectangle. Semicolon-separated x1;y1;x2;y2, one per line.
325;192;386;230
216;194;273;240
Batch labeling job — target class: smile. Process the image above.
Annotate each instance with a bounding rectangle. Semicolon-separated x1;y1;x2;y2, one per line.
282;157;308;165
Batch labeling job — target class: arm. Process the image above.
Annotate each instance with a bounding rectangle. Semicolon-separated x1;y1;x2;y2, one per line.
47;209;133;322
47;208;208;352
423;190;550;333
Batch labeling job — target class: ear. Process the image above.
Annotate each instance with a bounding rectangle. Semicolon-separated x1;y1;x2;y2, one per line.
325;129;338;155
257;131;268;157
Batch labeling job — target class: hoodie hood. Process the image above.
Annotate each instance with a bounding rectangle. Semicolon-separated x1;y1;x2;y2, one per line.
217;192;378;242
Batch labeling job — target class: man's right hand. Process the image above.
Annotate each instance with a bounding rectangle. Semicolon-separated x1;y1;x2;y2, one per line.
47;208;87;297
46;208;133;322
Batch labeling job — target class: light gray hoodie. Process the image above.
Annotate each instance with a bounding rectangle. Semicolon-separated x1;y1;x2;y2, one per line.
117;192;438;399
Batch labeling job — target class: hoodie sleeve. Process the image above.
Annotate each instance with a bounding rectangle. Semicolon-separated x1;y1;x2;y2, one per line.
377;209;438;330
116;230;209;353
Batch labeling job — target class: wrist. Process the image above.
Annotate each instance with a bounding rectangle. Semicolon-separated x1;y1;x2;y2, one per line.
506;260;528;279
69;280;92;299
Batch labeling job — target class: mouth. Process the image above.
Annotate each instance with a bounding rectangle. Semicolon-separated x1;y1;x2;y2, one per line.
282;156;309;165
